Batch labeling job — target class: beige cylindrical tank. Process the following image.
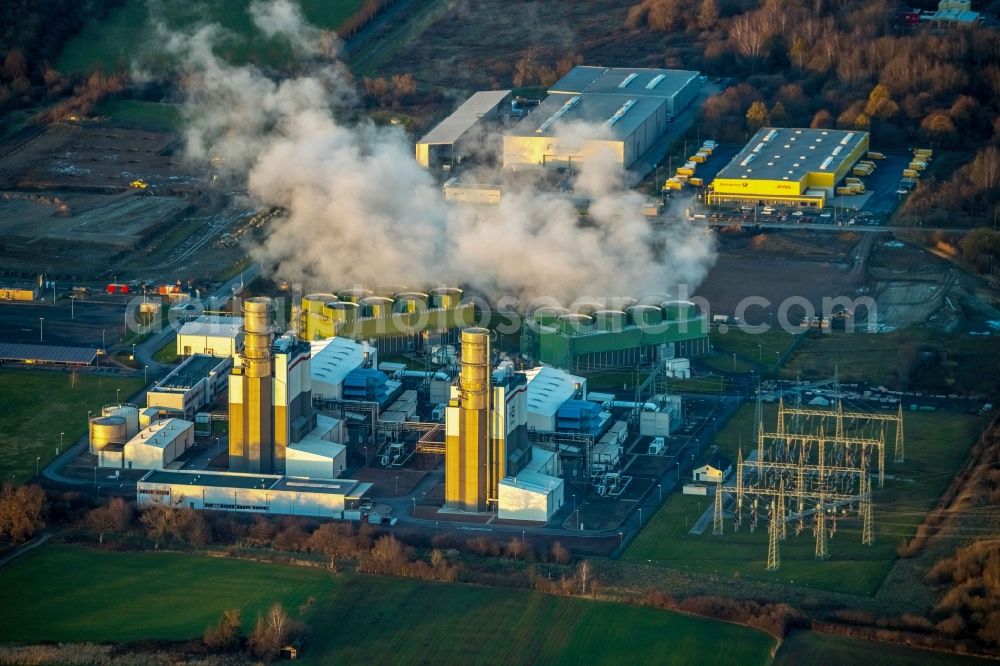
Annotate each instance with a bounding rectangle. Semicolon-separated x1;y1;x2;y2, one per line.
243;297;274;379
302;293;337;314
90;416;127;453
460;328;490;411
627;304;663;327
337;288;373;304
430;287;463;309
323;300;359;323
394;292;428;314
593;310;627;331
559;313;594;335
103;403;139;438
360;296;394;318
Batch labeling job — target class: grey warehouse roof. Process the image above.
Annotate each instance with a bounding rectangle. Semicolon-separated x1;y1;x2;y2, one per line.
549;66;699;99
508;93;665;140
714;127;869;182
0;342;97;365
418;90;512;146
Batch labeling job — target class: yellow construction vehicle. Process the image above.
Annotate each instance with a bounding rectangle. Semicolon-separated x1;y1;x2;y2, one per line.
130;179;148;190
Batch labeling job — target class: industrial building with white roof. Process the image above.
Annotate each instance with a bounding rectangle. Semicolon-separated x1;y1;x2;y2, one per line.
137;469;372;518
524;365;586;433
176;315;244;358
415;90;513;171
503;66;700;171
708;127;870;208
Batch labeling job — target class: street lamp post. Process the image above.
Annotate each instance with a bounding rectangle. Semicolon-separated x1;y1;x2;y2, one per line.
619;532;624;549
35;456;40;477
394;475;399;497
757;344;762;362
70;295;75;319
412;497;416;515
116;388;121;404
39;317;44;342
59;432;64;454
144;365;148;383
639;507;643;528
657;484;662;502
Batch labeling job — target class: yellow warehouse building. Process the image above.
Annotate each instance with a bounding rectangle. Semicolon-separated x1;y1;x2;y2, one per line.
707;127;870;209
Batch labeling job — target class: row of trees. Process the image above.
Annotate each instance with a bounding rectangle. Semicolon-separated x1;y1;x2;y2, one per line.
901;147;1000;229
619;0;1000;145
79;498;584;581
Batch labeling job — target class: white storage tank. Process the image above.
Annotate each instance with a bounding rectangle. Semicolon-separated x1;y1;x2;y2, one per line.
103;403;140;438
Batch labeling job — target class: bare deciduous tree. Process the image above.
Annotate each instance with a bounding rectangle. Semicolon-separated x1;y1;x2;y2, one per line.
577;559;593;595
85;497;132;544
730;13;770;70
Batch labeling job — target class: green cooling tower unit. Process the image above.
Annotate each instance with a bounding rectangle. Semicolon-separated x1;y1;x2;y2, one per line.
522;301;708;372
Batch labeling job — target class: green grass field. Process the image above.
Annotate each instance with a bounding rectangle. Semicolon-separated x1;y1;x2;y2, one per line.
0;545;777;665
703;353;757;374
625;406;985;596
57;0;364;75
0;545;328;642
710;328;799;368
94;99;182;131
781;329;1000;395
0;370;145;485
774;630;995;666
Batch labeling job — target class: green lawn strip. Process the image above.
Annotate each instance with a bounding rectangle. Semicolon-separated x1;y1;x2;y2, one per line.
703;353;756;374
0;370;145;484
710;328;799;366
152;334;180;364
94;99;182;132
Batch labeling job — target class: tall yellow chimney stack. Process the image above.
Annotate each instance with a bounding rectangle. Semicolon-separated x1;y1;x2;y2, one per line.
445;327;493;512
229;297;275;473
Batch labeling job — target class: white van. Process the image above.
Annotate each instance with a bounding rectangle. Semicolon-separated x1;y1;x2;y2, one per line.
648;437;666;455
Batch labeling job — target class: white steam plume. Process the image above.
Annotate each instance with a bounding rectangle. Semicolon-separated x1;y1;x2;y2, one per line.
171;5;716;303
